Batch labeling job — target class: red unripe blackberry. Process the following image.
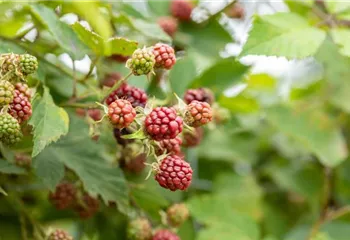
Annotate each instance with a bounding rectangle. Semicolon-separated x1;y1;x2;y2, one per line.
49;183;77;210
106;83;148;108
145;107;183;141
102;72;122;88
109;54;130;63
170;0;194;21
183;127;203;147
153;229;180;240
87;109;102;121
226;3;245;19
185;101;212;127
184;88;214;105
14;153;32;168
127;218;153;240
75;193;100;219
108;99;136;129
15;83;31;99
155;155;192;191
48;229;73;240
157;137;182;155
158;16;178;37
120;153;146;174
8;89;32;123
152;43;176;70
167;203;189;227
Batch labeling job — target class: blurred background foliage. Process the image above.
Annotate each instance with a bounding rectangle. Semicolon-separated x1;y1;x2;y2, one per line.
1;0;350;240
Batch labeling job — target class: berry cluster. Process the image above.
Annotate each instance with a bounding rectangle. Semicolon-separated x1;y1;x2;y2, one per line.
49;182;100;219
0;53;36;146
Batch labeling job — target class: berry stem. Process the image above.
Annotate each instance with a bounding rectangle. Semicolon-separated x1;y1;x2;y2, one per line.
102;71;132;102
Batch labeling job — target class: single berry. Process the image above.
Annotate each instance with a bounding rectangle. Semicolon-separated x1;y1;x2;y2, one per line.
184;88;214;105
49;182;77;210
145;107;183;141
0;53;19;77
8;89;32;124
171;0;194;21
0;80;14;107
109;54;130;63
183;127;203;147
225;3;245;19
75;193;99;219
87;109;102;121
185;101;212;127
0;113;22;145
127;218;153;240
155;155;192;191
19;54;38;75
120;153;147;174
106;83;148;108
153;229;180;240
114;128;134;146
102;72;122;88
152;43;176;70
126;48;155;76
167;203;189;227
157;137;182;155
15;83;31;99
108;99;136;129
48;229;73;240
14;153;31;168
158;16;178;37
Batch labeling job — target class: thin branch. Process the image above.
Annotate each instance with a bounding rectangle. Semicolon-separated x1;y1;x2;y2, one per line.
72;60;77;98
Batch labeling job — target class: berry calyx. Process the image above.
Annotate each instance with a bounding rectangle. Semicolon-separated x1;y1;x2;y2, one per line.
145;107;183;141
170;0;194;22
152;43;176;70
155;155;192;191
153;229;180;240
108;99;136;129
0;80;14;107
185;101;212;127
74;193;100;219
8;89;32;123
167;203;189;227
127;218;153;240
158;17;178;38
0;53;19;77
15;82;31;99
106;83;148;108
126;48;155;76
48;229;73;240
19;54;38;76
102;72;122;88
184;88;214;105
49;182;77;210
157;137;182;155
183;127;203;147
0;113;22;146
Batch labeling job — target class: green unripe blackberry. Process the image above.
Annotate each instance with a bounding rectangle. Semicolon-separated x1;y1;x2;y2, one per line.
127;218;152;240
19;54;38;75
0;113;22;146
126;48;155;76
167;203;189;227
0;80;14;107
0;53;20;77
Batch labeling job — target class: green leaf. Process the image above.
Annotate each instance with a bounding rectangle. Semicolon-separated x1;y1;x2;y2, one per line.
265;105;348;167
72;22;138;56
218;95;259;113
331;29;350;57
147;0;171;16
33;115;129;212
30;4;89;59
315;36;350;113
0;159;26;174
169;56;196;96
240;13;326;59
28;87;69;157
191;58;249;93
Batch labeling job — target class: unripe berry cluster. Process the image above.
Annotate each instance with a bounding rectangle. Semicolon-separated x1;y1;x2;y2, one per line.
0;53;37;146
